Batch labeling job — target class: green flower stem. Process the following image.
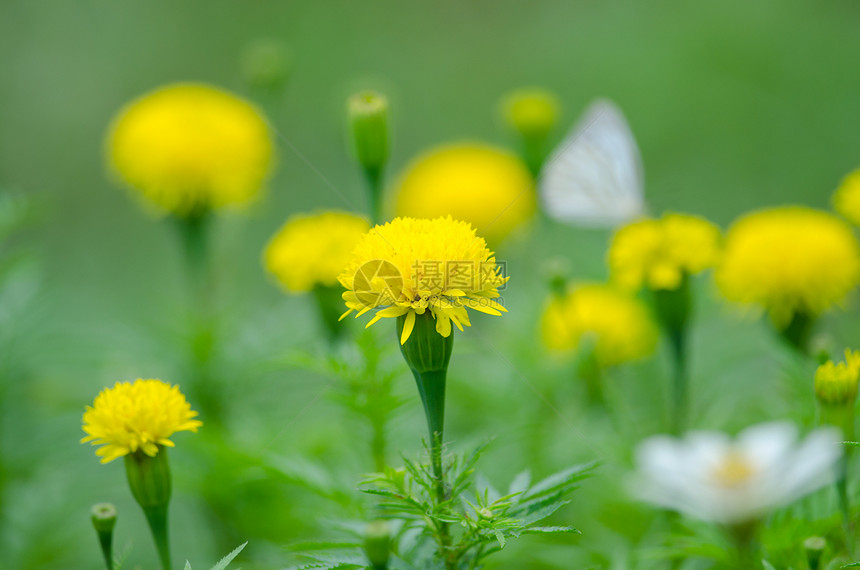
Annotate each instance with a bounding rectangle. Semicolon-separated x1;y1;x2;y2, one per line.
96;529;113;570
396;312;454;569
370;414;387;473
174;212;222;426
666;325;688;435
652;277;691;435
520;137;548;179
413;368;447;499
577;349;605;408
729;521;760;570
143;504;172;570
779;310;814;354
125;450;173;570
362;164;384;225
820;403;855;554
312;283;348;342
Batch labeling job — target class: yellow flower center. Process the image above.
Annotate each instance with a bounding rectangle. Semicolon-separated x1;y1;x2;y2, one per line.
712;451;756;488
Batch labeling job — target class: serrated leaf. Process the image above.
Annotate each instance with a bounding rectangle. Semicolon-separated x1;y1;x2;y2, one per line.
493;529;506;549
475;473;500;503
521;526;580;535
507;469;531;496
522;461;597;502
210;541;248;570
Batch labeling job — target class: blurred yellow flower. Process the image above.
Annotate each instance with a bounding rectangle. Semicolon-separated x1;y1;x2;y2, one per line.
264;211;370;293
108;83;274;216
833;168;860;226
501;88;560;139
393;143;535;244
81;379;201;464
608;213;721;291
716;206;860;326
338;216;508;343
815;349;860;406
540;283;658;366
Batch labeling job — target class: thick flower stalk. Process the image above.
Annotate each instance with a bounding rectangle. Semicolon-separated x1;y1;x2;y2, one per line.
264;210;370;340
716;206;860;352
609;212;720;432
82;379;201;570
339;216;508;569
393;144;535;244
540;282;658;405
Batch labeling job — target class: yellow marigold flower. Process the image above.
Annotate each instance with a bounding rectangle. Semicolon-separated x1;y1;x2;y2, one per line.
264;211;370;293
338;216;508;344
608;213;721;291
833;168;860;226
716;206;860;326
815;349;860;406
393;143;535;244
540;283;658;366
107;83;274;216
81;379;202;464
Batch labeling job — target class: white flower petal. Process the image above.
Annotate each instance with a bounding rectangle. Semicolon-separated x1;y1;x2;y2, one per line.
737;421;798;472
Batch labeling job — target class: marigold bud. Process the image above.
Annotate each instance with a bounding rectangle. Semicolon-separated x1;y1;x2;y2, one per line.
502;88;559;141
241;38;292;91
815;349;860;406
91;503;117;570
348;91;390;173
363;520;391;569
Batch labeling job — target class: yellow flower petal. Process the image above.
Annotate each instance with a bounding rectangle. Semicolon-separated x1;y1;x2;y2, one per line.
400;310;417;345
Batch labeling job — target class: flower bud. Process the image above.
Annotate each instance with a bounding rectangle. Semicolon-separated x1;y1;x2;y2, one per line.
91;503;117;570
540;257;570;297
363;520;391;569
91;502;117;534
502;88;560;141
241;38;292;92
815;349;860;406
347;91;390;174
803;536;826;570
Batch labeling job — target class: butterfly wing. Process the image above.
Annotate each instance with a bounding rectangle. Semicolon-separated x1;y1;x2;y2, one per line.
539;99;645;227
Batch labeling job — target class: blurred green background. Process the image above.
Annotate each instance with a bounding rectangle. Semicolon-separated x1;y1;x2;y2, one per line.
2;0;860;568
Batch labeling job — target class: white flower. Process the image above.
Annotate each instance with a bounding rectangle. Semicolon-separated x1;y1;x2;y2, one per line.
631;422;842;525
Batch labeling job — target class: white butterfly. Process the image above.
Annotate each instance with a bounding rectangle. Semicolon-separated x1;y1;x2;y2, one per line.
539;99;646;227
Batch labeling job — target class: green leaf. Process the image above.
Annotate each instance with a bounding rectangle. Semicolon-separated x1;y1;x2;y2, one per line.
210;541;248;570
521;461;597;502
507;470;531;496
521;526;580;535
185;563;192;570
493;529;506;549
